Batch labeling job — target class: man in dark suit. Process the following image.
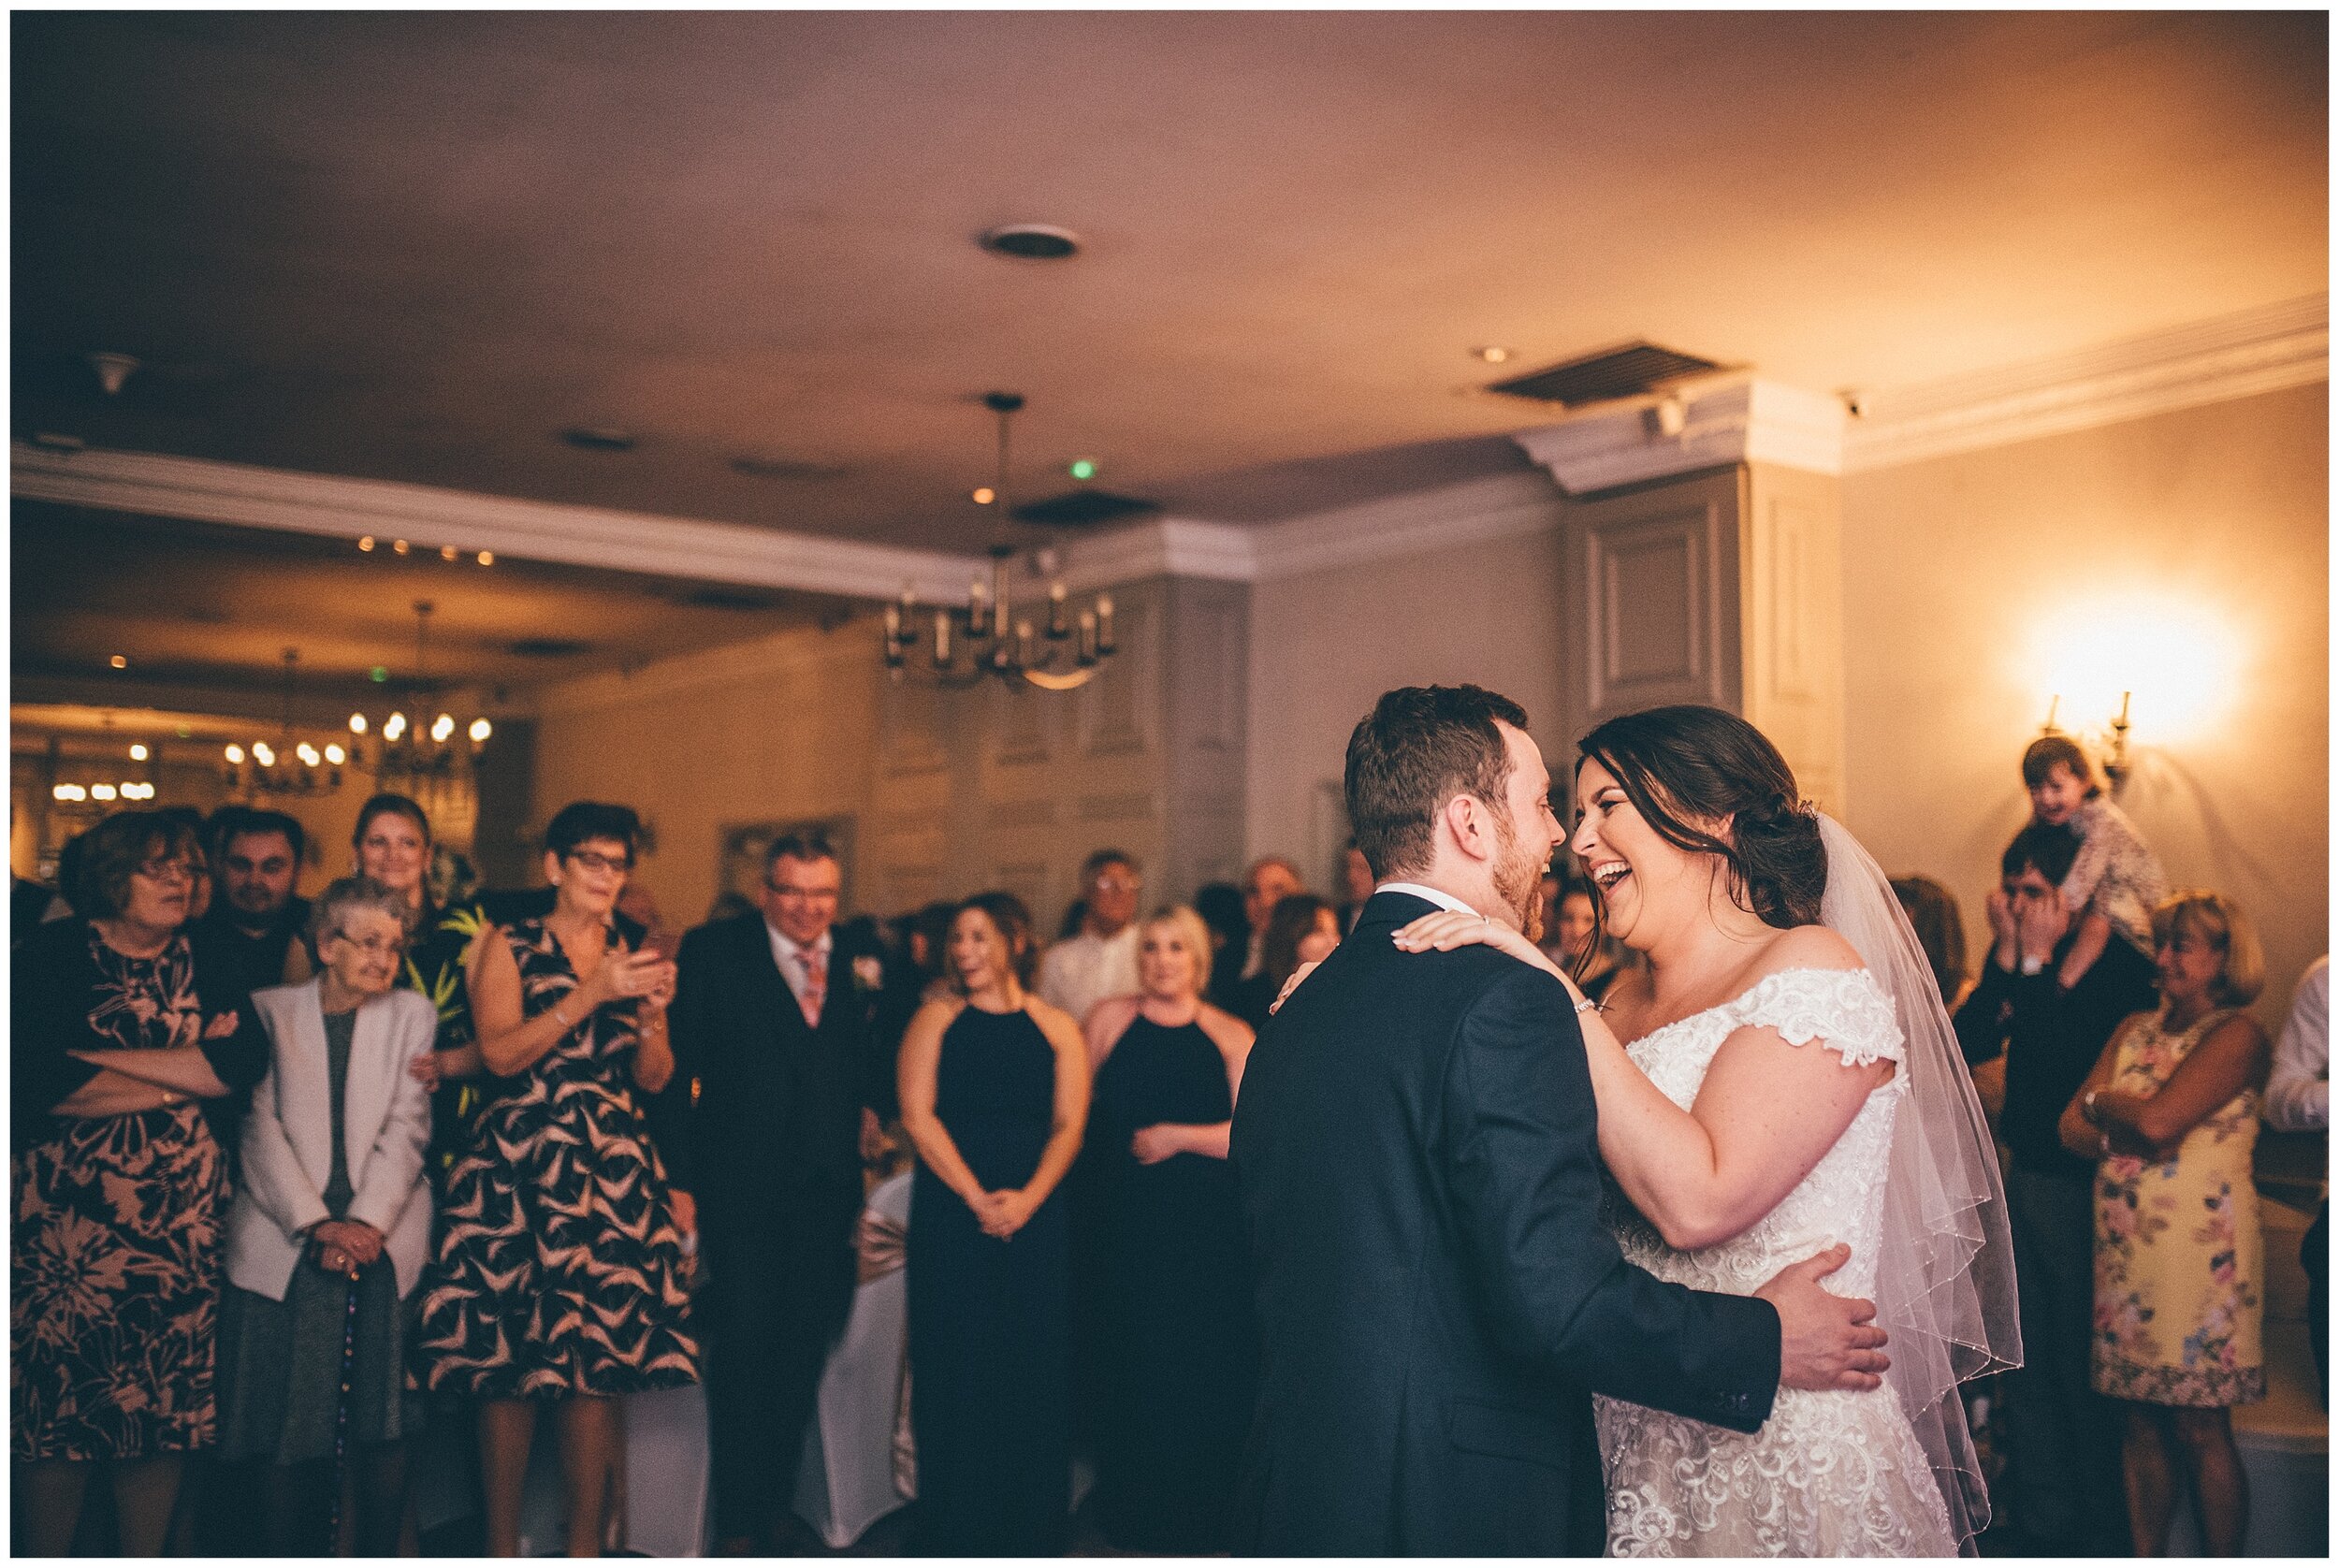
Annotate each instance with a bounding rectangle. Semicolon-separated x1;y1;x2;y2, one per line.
665;833;886;1554
1228;685;1890;1555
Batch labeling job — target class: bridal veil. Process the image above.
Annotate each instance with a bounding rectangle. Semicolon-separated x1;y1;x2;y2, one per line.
1816;814;2022;1549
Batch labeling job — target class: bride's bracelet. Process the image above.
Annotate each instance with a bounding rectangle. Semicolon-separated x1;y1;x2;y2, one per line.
1572;995;1602;1015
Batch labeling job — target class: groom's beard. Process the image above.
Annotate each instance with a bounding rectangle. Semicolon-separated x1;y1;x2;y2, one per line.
1489;814;1547;943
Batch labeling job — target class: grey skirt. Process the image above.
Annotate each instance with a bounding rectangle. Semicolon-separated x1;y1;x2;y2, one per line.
216;1256;419;1466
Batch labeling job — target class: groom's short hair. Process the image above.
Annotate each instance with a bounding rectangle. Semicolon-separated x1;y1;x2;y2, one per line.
1345;684;1528;879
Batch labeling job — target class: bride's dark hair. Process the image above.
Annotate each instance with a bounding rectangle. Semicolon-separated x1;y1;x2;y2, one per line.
1576;704;1826;929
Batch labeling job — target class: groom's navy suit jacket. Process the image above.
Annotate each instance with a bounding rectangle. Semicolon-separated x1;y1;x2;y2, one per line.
1228;891;1782;1555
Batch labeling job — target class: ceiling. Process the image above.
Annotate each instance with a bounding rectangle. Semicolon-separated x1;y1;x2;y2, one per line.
12;9;2325;554
7;10;2326;722
9;499;855;716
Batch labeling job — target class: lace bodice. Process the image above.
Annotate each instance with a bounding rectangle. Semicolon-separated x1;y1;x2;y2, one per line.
1595;966;1955;1557
1603;967;1906;1300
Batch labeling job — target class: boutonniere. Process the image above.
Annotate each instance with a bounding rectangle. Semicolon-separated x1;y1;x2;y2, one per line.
851;954;885;993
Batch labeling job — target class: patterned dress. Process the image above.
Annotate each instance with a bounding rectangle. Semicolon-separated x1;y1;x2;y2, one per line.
2090;1005;2264;1407
1595;967;1955;1557
415;918;699;1398
13;928;229;1461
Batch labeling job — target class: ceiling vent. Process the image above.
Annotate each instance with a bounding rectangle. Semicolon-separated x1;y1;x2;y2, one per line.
1010;489;1159;528
1487;341;1722;405
560;427;635;452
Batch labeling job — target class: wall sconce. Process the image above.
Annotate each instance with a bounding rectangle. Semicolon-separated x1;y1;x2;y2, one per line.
2040;690;2133;790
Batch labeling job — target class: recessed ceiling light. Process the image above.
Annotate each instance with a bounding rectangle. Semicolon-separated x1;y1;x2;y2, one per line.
971;486;996;505
129;744;149;761
357;535;375;552
1473;345;1514;364
392;539;410;555
440;544;458;561
477;550;494;566
562;427;637;452
979;223;1081;260
109;654;127;669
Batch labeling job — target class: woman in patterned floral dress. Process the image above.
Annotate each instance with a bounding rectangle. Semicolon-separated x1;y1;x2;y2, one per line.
11;811;266;1554
416;802;699;1556
2061;890;2270;1556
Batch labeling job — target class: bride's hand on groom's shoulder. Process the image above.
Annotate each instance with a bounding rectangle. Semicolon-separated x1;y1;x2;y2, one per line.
1391;912;1571;989
1269;961;1322;1016
1757;1242;1892;1394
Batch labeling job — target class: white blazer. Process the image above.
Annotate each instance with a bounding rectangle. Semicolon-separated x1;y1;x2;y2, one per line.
225;980;438;1301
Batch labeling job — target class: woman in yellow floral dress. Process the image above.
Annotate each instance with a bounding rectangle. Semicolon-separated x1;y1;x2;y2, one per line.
2061;891;2270;1556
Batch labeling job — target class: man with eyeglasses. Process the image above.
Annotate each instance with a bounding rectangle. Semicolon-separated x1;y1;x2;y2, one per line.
664;832;889;1555
1036;849;1145;1026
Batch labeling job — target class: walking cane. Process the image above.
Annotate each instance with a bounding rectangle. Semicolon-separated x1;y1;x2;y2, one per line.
324;1250;362;1555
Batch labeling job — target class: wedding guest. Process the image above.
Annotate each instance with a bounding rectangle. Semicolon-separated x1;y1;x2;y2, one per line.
1227;893;1340;1029
216;877;435;1554
191;808;316;1188
2264;954;2328;1391
2023;734;2169;994
11;809;266;1556
1236;856;1304;980
417;802;698;1557
200;807;314;993
156;805;216;923
1548;882;1630;1002
345;795;490;1115
1036;849;1144;1024
1078;906;1256;1552
1952;821;2155;1556
1891;873;1970;1009
897;893;1089;1553
2060;890;2269;1556
1194;882;1249;1006
664;832;887;1554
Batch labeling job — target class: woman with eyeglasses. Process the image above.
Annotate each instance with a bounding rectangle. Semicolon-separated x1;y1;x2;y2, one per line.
11;809;267;1555
215;876;437;1552
416;802;700;1556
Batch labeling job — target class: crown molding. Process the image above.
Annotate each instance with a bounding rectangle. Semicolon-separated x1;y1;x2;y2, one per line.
1841;294;2329;472
1242;469;1563;582
1512;379;1848;495
9;443;988;603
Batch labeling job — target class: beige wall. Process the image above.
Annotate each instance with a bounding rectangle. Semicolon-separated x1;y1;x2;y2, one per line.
1841;381;2330;1022
530;575;1248;936
1245;511;1570;893
1242;381;2328;1029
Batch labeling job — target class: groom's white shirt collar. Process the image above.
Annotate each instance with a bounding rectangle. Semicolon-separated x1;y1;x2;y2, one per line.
1374;881;1478;918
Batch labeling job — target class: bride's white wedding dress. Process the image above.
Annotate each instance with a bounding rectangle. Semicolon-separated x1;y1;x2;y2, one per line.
1594;967;1957;1557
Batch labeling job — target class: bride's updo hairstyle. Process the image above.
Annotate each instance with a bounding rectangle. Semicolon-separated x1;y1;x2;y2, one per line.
1577;704;1826;929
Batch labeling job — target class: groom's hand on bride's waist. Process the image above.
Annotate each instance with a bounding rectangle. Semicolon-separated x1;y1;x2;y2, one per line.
1755;1242;1892;1393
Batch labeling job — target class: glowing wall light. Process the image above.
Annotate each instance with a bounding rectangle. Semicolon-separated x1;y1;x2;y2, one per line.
2026;591;2241;753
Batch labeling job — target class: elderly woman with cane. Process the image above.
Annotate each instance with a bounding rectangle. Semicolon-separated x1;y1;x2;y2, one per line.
217;876;437;1554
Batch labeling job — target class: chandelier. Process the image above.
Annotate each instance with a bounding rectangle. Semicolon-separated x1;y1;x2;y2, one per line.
345;600;492;787
882;392;1117;691
223;648;347;798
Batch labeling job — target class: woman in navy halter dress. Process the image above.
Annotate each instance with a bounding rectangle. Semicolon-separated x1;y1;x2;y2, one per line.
1078;906;1257;1551
896;893;1091;1555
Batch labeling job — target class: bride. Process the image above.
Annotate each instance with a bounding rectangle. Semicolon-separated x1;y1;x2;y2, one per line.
1383;704;2018;1556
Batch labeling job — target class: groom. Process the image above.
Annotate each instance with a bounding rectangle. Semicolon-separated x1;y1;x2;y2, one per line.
1228;685;1890;1554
